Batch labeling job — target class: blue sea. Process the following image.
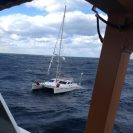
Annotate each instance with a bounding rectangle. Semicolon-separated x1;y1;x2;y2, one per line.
0;53;132;133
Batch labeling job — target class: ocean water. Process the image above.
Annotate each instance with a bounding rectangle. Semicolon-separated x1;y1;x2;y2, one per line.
0;53;132;133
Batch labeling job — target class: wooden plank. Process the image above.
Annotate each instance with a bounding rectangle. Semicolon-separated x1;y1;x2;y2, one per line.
85;14;132;133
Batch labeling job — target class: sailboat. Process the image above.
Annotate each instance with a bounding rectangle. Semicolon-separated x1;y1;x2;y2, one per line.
32;5;83;94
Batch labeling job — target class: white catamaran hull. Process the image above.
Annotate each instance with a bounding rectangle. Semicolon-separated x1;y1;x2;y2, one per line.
32;80;81;94
54;86;80;94
45;84;80;94
32;83;45;90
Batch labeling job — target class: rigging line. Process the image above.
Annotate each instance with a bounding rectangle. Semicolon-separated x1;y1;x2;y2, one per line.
92;6;104;43
92;6;133;30
92;6;133;43
96;13;133;30
56;4;66;80
96;15;104;43
47;9;64;75
47;24;63;75
56;4;67;81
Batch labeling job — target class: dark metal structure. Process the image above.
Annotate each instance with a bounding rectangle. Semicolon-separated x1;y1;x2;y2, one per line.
85;0;133;13
0;0;133;133
0;0;32;11
85;0;133;133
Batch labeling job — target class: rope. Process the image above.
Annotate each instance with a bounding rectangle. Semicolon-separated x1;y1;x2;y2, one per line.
92;6;133;31
92;6;133;43
96;14;104;43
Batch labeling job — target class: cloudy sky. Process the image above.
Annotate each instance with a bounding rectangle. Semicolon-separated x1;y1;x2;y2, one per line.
0;0;106;57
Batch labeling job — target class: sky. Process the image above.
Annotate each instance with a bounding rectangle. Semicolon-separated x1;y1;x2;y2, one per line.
0;0;107;57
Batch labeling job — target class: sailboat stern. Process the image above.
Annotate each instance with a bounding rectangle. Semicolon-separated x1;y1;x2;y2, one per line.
32;82;45;90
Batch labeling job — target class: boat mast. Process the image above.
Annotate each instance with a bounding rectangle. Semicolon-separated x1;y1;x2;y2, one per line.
56;4;66;81
47;8;65;75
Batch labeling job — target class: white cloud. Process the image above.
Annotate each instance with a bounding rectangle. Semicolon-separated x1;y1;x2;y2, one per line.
25;0;91;13
10;34;21;40
0;0;106;57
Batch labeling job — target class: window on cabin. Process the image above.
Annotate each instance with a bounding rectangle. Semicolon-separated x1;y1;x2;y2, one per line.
59;81;67;84
49;79;55;82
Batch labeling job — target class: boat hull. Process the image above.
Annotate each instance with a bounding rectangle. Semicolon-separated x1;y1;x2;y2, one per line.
32;83;44;90
32;83;54;93
32;83;80;94
53;86;80;94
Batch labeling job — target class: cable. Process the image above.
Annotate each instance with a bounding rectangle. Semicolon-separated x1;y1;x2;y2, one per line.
92;6;133;43
96;14;104;43
92;6;133;31
92;6;104;43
